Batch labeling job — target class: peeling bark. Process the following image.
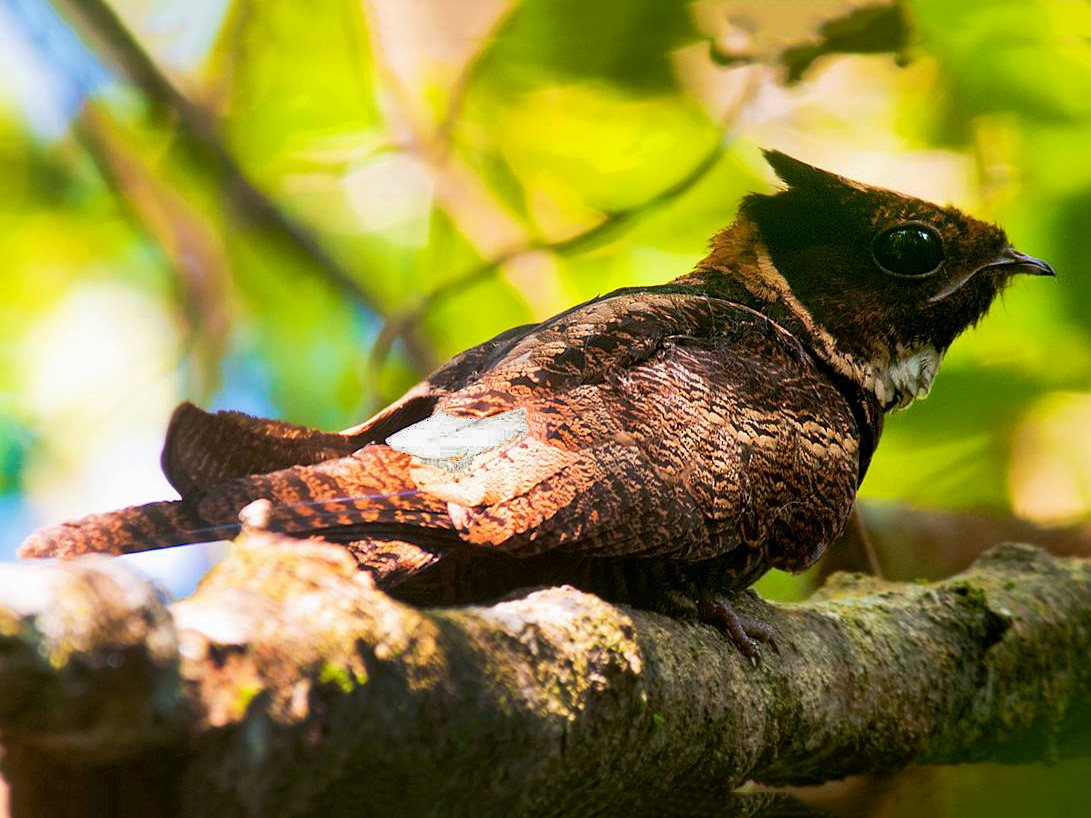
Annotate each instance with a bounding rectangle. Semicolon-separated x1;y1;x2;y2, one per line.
1;534;1089;818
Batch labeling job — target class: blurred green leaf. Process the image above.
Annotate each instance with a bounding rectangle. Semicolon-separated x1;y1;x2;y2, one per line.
462;84;719;221
477;0;700;93
863;368;1044;510
911;0;1091;123
0;413;32;495
212;0;382;180
225;235;369;428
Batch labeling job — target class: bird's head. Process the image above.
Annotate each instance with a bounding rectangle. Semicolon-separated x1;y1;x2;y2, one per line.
700;150;1054;410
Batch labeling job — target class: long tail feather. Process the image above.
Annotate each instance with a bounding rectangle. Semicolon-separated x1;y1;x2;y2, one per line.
18;500;237;559
192;447;453;536
18;446;454;560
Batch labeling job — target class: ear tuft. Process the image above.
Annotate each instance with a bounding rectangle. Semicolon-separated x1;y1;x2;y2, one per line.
761;149;845;191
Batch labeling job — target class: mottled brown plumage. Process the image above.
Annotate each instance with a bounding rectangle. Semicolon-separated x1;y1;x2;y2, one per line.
20;151;1053;655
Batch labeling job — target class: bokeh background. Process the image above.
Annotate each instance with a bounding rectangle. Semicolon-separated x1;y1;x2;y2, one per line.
0;0;1089;814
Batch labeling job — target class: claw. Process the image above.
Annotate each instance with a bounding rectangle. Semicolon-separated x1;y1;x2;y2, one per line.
698;593;776;661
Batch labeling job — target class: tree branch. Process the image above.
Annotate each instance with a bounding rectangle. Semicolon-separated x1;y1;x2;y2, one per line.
1;529;1089;817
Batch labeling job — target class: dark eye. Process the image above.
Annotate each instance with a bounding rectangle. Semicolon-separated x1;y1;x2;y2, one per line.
872;224;945;277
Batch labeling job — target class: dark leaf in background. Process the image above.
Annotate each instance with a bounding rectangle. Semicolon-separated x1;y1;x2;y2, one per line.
1052;186;1091;331
781;3;912;83
708;1;911;84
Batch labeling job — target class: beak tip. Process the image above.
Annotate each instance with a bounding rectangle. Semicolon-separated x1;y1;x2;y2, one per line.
1009;248;1056;278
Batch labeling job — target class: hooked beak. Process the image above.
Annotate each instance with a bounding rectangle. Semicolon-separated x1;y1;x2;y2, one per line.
928;247;1055;303
996;247;1055;277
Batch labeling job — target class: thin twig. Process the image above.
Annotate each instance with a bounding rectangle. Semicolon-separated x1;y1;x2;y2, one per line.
364;70;762;402
70;109;232;402
52;0;437;374
431;3;516;160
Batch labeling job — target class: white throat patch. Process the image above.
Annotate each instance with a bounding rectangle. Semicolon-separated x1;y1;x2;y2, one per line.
743;241;944;413
867;344;943;410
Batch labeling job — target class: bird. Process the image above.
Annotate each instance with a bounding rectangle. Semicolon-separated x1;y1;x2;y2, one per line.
19;150;1054;656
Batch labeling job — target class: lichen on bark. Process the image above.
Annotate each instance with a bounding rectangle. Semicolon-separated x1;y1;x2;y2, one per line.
1;534;1089;818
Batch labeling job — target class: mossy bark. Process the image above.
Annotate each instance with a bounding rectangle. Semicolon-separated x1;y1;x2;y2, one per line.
1;534;1089;818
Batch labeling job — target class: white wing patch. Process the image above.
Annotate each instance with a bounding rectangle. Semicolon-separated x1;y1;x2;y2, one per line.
386;407;529;473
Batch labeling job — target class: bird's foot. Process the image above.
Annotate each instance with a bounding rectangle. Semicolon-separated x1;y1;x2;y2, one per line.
698;590;777;662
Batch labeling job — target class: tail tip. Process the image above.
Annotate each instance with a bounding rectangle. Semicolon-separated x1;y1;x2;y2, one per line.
18;526;76;560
